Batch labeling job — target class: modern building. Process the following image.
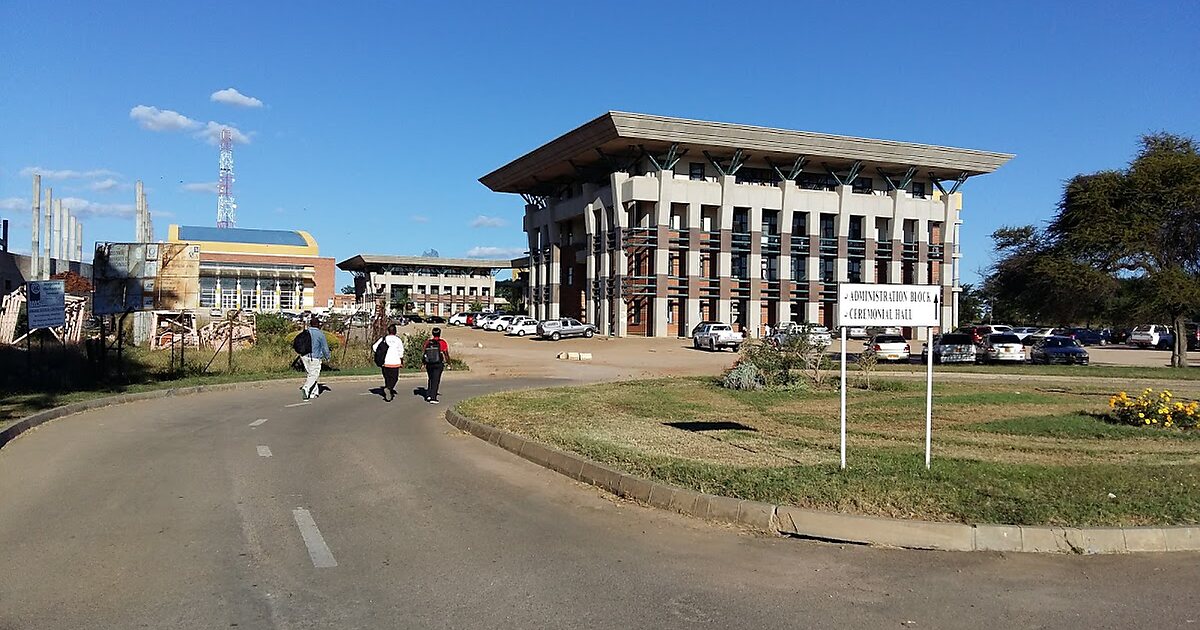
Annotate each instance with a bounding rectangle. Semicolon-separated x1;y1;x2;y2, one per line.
337;255;511;316
167;225;336;313
480;112;1013;338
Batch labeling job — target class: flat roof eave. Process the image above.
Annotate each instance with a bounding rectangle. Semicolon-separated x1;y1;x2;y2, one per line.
480;111;1014;194
337;254;514;272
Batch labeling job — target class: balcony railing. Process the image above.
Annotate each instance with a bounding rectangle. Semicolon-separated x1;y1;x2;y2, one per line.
848;238;866;257
876;242;893;258
790;235;810;253
731;233;752;252
819;237;838;255
902;242;919;260
929;244;944;260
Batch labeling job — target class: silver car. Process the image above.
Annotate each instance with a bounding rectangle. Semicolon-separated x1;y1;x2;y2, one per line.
537;317;597;341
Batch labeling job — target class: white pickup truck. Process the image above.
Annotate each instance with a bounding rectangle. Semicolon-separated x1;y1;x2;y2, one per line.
692;323;744;352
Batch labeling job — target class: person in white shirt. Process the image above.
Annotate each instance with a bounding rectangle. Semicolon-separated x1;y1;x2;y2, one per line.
371;324;405;402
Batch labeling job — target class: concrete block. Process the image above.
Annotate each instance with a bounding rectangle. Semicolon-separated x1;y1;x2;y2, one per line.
1079;528;1128;554
495;431;525;455
567;352;581;361
556;352;568;360
545;450;584;479
577;461;623;493
776;506;973;551
518;441;555;468
579;353;592;361
974;524;1023;552
1163;527;1200;552
668;488;702;516
1020;527;1081;553
705;495;742;524
1124;527;1168;553
617;475;654;503
646;483;674;509
736;500;776;532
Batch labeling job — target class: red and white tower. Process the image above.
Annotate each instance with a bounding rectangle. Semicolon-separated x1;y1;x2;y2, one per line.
216;128;236;228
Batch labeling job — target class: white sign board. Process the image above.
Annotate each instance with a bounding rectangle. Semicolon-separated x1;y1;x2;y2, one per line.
837;284;939;327
27;280;66;329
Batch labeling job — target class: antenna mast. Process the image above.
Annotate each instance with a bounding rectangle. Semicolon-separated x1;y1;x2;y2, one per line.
216;128;236;228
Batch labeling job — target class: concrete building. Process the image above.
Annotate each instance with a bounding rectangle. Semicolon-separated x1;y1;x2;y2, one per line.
337;255;511;316
480;112;1013;338
167;225;336;313
0;218;92;298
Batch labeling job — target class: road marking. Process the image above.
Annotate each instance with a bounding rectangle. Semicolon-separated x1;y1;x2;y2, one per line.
292;508;338;568
285;402;311;408
249;418;268;427
257;445;273;457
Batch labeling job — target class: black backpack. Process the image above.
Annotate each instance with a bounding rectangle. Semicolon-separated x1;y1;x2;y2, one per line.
373;337;389;367
292;329;312;355
423;339;443;365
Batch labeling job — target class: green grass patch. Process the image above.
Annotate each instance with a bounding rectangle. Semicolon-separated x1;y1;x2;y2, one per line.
876;362;1200;380
968;413;1200;440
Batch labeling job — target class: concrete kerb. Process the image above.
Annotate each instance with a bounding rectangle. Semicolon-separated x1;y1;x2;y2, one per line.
0;373;415;451
445;407;1200;555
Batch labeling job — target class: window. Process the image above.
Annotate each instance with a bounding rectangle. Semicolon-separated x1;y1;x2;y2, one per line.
761;256;778;281
280;282;296;310
689;162;706;181
260;291;277;311
819;258;835;283
848;258;863;283
732;254;748;279
849;216;864;240
762;210;779;235
797;172;837;191
911;182;927;199
735;167;778;186
199;277;217;308
819;214;836;239
732;209;749;233
792;212;808;235
791;257;807;281
851;177;874;194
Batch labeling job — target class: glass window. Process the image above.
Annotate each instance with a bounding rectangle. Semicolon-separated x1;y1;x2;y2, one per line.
689;162;705;181
199;277;217;308
912;182;927;199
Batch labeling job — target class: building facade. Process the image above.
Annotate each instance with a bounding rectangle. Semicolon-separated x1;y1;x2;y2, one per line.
167;225;336;313
337;255;511;316
481;112;1013;338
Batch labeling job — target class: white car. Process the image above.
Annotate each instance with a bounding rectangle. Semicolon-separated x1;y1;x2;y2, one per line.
484;315;514;331
981;333;1026;363
1129;324;1172;349
449;312;470;326
1010;326;1039;341
473;313;500;329
847;327;869;339
505;316;539;337
866;334;910;362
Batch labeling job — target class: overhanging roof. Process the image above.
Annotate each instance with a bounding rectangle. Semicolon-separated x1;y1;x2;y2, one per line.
480;111;1014;194
337;254;513;272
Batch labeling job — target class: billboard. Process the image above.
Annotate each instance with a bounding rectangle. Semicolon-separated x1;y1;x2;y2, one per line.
837;284;940;327
26;280;66;329
93;242;200;315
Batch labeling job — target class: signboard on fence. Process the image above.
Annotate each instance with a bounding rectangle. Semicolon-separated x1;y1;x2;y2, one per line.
26;280;65;329
92;242;200;315
837;283;940;327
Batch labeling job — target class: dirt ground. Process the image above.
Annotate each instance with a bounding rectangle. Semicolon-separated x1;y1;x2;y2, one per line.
416;324;1198;381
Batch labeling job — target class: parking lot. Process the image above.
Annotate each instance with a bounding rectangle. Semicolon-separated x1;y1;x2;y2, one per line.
417;323;1198;380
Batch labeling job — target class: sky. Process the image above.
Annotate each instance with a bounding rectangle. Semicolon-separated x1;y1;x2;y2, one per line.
2;1;1198;290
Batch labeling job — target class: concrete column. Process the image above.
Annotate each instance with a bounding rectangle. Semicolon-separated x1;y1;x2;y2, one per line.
716;176;734;323
77;222;83;262
943;192;961;329
42;187;52;279
651;171;671;337
52;199;63;270
597;203;612;336
685;201;702;332
834;185;851;283
889;189;905;284
778;181;796;326
611;172;630;337
807;199;821;324
67;212;76;262
30;175;40;281
547;222;561;320
746;205;763;337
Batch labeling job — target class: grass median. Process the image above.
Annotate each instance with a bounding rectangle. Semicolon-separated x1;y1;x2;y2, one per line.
457;377;1200;527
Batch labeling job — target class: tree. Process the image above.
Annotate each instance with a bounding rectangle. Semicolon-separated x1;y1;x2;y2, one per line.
340;284;355;295
390;287;411;315
958;283;986;324
468;299;484;312
421;248;440;258
1048;132;1200;367
495;279;526;313
982;226;1115;325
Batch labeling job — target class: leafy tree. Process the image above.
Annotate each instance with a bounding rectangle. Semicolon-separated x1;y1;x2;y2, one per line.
340;284;355;294
468;299;484;312
390;286;411;314
1049;132;1200;367
421;248;440;258
495;279;526;313
982;226;1115;325
957;283;986;324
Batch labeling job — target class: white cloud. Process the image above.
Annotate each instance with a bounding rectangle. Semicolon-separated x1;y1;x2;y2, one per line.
0;197;27;211
466;246;526;258
197;121;251;145
210;87;264;108
411;215;430;223
89;178;120;192
182;181;219;194
19;166;119;180
57;197;137;219
470;215;506;228
130;105;200;132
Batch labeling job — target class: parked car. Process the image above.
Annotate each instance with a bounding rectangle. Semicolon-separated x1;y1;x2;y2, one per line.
980;333;1026;363
689;321;723;338
865;334;910;362
474;313;500;329
406;313;425;323
484;315;514;331
1129;324;1174;349
1010;326;1040;341
449;312;471;326
692;322;744;352
427;315;446;324
1030;336;1090;365
768;323;832;349
1187;322;1200;351
920;333;977;364
1068;328;1108;346
958;324;1014;345
505;316;540;337
537;317;597;341
865;326;902;338
847;326;869;339
1023;327;1068;346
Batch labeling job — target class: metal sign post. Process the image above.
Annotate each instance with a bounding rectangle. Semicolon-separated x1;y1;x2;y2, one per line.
837;283;941;470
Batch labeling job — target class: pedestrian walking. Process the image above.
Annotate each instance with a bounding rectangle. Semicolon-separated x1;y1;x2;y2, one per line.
372;323;405;402
421;327;450;404
295;315;331;400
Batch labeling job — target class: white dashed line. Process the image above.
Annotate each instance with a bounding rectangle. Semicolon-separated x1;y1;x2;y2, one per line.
285;402;311;408
249;418;268;427
292;508;338;568
257;445;273;457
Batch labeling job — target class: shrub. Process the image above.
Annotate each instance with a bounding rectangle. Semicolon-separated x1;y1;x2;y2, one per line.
255;312;295;336
1109;388;1199;429
722;362;764;391
401;329;468;371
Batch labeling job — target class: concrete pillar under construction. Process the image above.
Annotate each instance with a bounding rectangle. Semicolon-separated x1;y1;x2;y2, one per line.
42;187;53;279
30;175;40;281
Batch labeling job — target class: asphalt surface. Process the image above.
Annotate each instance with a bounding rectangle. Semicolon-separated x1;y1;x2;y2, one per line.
1;375;1198;629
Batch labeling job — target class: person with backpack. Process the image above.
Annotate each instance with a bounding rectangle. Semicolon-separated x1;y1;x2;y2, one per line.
371;323;405;402
294;315;331;400
421;327;450;404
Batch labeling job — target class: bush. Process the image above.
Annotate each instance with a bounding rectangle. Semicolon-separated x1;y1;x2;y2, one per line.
401;330;468;371
255;312;295;336
1109;388;1199;429
722;362;764;391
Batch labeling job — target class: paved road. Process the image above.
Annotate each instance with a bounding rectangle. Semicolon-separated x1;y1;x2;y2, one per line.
1;376;1197;629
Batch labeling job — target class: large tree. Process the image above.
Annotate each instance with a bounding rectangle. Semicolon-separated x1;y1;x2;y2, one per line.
1049;133;1200;367
982;226;1115;325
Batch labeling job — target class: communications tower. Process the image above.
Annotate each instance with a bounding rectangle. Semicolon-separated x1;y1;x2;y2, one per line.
216;128;236;228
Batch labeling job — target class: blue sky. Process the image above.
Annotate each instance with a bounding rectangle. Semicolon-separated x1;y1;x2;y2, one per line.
2;1;1197;289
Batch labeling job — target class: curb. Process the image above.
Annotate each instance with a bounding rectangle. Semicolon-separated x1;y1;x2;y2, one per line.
0;373;413;451
445;408;1200;554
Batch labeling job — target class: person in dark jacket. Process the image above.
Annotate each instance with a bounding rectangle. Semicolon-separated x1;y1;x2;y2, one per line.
421;327;450;404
